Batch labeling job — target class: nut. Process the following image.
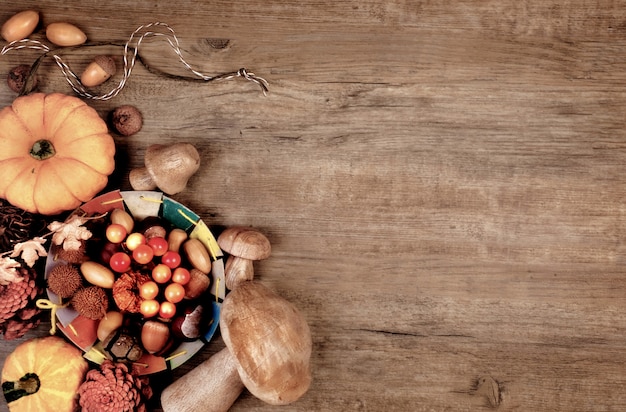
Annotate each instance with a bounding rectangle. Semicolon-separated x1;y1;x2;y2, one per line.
81;55;116;87
45;22;87;46
111;105;143;136
1;10;39;42
7;64;36;93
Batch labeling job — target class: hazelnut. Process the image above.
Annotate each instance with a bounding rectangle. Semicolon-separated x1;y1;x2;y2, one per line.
111;105;143;136
7;64;36;93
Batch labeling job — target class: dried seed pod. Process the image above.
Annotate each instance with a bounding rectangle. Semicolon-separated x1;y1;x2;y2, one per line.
111;105;143;136
7;64;36;93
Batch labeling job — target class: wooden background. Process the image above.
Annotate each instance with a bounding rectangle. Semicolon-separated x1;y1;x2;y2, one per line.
2;0;626;410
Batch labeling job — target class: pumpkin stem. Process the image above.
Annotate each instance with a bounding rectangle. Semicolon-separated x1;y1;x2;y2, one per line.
30;139;55;160
2;373;40;403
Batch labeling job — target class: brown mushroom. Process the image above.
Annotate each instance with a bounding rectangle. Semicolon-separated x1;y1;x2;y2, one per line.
129;143;200;195
160;281;312;411
217;226;271;289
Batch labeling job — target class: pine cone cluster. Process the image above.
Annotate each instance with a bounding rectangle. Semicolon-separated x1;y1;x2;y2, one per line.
0;267;43;340
77;360;153;412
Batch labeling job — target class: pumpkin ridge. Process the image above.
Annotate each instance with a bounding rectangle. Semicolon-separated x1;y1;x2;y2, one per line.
54;153;114;177
11;93;46;141
49;104;107;145
3;160;39;209
43;94;87;137
34;161;81;209
7;104;39;143
71;132;117;146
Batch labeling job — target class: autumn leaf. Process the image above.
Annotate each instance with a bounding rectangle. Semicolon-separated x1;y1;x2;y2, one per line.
10;237;48;268
47;215;93;251
0;256;22;285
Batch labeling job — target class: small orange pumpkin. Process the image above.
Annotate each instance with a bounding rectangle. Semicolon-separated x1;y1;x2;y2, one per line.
1;336;89;412
0;93;115;215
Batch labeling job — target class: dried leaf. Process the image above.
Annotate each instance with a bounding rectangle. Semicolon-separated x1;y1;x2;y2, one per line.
48;215;93;251
0;256;22;285
10;237;48;267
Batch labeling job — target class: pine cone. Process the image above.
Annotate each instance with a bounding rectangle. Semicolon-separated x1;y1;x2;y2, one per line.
78;360;153;412
0;199;47;251
2;314;41;340
0;267;43;339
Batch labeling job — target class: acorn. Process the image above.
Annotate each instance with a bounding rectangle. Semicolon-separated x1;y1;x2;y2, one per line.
80;55;116;87
141;320;171;354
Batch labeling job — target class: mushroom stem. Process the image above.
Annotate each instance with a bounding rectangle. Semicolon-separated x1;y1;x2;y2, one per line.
224;256;254;290
128;167;157;191
161;347;244;412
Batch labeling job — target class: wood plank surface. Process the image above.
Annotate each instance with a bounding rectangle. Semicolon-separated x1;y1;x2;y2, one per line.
2;1;626;411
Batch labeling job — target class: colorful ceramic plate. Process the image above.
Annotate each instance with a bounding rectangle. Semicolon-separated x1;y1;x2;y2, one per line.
44;190;226;375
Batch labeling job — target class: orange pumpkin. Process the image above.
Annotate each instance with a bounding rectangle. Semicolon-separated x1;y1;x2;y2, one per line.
0;93;116;215
1;336;89;412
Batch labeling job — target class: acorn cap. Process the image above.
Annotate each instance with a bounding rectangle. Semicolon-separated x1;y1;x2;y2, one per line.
93;55;116;76
217;227;271;260
220;281;312;405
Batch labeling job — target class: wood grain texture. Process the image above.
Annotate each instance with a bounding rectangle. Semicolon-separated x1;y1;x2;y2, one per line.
2;0;626;411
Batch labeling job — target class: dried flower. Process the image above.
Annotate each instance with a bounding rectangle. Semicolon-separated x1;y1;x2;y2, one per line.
113;271;150;313
78;360;153;412
10;237;47;267
48;215;93;251
0;257;22;286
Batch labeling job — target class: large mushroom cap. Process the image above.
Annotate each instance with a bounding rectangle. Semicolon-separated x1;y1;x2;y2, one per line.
217;226;271;260
220;281;312;405
144;142;200;194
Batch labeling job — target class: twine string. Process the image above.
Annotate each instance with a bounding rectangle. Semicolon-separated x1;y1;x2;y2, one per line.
36;298;69;335
1;21;268;100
